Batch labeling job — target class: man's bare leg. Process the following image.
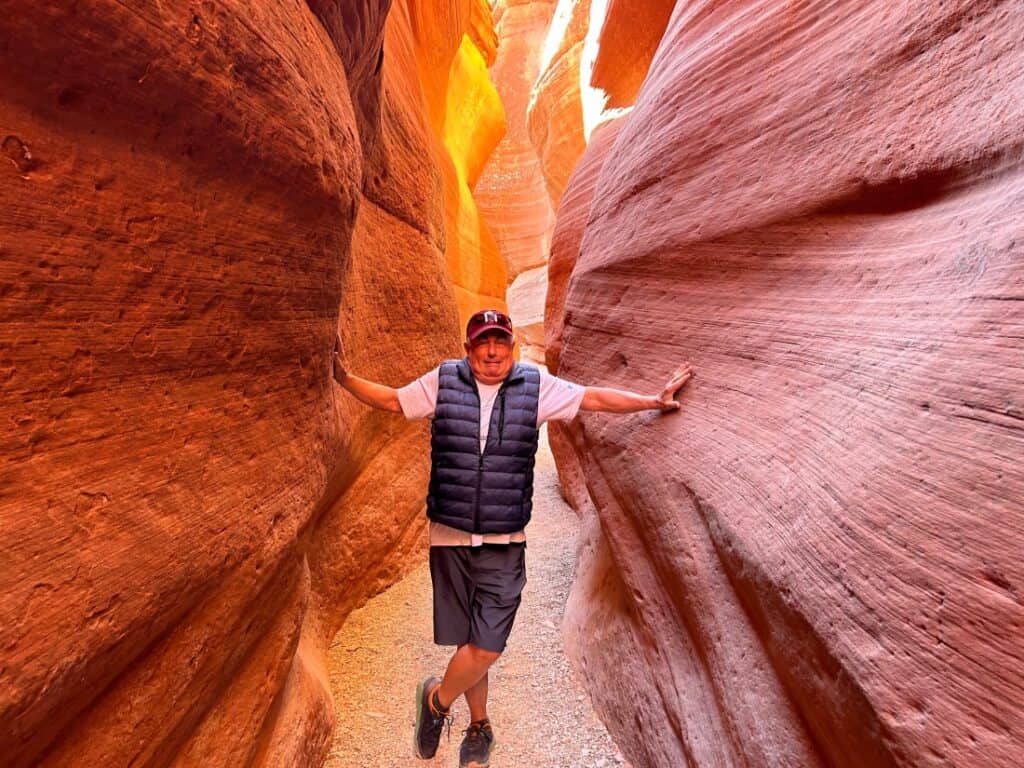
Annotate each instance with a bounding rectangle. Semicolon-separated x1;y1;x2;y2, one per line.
463;670;489;723
433;643;500;711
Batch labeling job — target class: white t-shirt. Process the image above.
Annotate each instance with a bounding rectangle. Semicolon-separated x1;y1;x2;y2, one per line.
398;364;585;546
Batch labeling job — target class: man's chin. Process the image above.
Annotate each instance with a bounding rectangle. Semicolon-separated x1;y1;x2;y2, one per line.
474;364;510;380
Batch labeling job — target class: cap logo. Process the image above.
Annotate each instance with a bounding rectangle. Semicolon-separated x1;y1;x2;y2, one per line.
484;310;499;324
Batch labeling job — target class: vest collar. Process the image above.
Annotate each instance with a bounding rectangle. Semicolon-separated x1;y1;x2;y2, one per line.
456;357;525;389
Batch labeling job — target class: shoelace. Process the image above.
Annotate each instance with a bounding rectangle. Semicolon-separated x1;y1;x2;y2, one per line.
430;707;454;743
462;720;492;744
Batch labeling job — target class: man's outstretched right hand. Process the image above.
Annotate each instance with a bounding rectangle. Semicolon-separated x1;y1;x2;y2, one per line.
330;334;402;412
332;332;348;385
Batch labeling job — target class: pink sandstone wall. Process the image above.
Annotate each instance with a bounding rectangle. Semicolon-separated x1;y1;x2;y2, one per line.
548;2;1024;766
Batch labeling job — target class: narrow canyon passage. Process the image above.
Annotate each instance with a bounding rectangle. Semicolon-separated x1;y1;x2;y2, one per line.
324;427;624;768
2;2;1022;767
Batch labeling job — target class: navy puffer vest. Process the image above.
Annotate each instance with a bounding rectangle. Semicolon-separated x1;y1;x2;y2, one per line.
426;358;541;534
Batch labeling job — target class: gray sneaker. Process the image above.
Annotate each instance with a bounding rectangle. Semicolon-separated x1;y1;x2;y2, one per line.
459;719;495;768
413;676;452;759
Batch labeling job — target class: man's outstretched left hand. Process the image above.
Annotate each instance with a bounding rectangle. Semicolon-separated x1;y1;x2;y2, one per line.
655;363;694;411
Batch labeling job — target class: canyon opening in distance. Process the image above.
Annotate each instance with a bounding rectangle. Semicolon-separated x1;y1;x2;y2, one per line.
1;1;1022;767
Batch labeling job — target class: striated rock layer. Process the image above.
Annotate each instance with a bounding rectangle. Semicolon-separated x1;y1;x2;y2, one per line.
506;265;549;364
406;0;510;326
476;0;558;282
526;0;591;205
0;1;503;766
589;0;674;109
544;117;625;374
550;2;1024;767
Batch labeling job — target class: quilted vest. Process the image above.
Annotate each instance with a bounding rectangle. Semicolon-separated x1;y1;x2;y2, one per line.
426;358;541;534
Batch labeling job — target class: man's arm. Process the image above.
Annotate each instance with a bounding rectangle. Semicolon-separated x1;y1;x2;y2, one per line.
580;387;661;413
579;363;693;414
331;334;403;413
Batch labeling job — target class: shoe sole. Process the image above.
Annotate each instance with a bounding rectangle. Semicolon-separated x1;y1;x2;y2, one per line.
460;738;497;768
413;677;435;760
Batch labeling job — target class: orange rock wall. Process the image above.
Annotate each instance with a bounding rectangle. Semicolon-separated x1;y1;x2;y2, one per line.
406;0;510;326
589;0;674;108
526;0;592;205
549;2;1024;766
477;0;558;282
0;1;504;766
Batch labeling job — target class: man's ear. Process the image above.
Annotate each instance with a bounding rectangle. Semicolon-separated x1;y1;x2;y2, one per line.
463;341;471;355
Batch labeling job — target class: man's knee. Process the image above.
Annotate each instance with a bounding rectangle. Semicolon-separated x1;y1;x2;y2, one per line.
467;643;501;666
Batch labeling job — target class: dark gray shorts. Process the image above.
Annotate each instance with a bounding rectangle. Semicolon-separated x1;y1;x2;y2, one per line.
429;542;527;653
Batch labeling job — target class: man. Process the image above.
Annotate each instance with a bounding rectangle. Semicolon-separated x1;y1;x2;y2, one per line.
331;309;693;768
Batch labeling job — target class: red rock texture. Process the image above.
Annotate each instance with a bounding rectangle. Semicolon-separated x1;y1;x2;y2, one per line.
0;4;357;765
543;117;624;519
435;31;510;325
551;2;1024;766
400;0;509;325
0;1;502;766
476;0;558;281
526;0;592;204
544;117;625;373
506;265;549;364
589;0;674;109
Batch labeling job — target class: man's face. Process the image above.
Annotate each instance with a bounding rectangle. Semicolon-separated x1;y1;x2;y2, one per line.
464;330;515;384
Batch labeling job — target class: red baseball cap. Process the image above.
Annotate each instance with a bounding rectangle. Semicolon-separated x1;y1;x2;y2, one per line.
466;309;514;341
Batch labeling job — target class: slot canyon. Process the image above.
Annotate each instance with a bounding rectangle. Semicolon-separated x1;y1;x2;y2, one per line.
1;1;1022;767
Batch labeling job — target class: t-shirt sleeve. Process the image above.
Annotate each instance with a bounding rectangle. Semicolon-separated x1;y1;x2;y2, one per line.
397;367;439;420
537;368;585;425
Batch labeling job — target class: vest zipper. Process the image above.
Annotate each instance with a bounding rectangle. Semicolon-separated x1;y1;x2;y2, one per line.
472;378;483;533
474;451;484;533
497;390;506;446
473;379;509;534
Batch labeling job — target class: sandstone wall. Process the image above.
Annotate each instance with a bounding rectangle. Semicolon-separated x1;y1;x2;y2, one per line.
526;0;592;205
476;0;558;283
550;2;1024;766
475;0;560;360
0;1;503;766
588;0;675;110
405;0;510;326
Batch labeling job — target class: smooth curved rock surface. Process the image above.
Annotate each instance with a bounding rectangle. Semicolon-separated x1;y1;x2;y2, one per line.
544;117;625;373
0;1;499;766
0;4;359;764
552;2;1024;766
477;0;558;281
589;0;675;109
307;0;391;177
526;0;591;204
437;32;510;324
399;0;509;325
506;265;548;364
